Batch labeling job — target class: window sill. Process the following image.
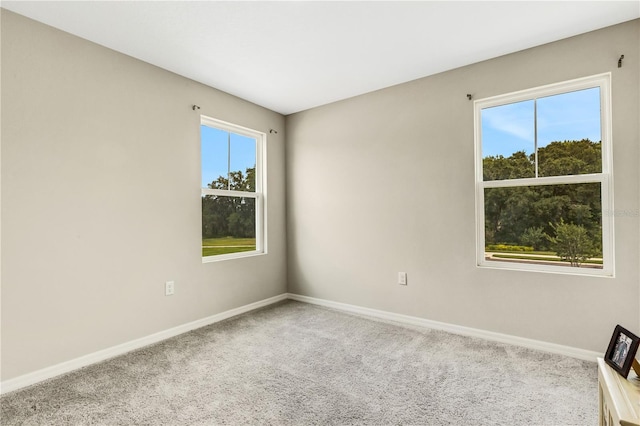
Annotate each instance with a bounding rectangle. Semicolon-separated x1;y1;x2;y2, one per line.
477;258;614;278
202;250;266;263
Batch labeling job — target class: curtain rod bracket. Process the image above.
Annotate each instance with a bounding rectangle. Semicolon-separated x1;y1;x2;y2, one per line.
618;55;624;68
192;104;201;111
467;94;473;100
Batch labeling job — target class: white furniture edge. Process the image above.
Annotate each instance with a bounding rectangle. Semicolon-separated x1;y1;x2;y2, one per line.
287;293;601;362
597;357;640;424
0;293;288;395
1;292;599;395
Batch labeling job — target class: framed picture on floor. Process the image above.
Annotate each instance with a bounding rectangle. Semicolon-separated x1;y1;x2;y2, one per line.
604;324;640;378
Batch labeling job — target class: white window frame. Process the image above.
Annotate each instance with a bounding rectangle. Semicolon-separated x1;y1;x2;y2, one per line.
474;73;614;276
200;115;267;262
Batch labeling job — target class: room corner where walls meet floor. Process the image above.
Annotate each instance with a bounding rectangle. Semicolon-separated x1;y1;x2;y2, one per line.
0;292;600;396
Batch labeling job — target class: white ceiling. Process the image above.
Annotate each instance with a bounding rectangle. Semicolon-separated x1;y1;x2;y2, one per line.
2;1;639;115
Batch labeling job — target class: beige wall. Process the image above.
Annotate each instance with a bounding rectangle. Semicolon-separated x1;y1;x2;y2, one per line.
286;19;640;352
2;8;639;383
1;11;287;380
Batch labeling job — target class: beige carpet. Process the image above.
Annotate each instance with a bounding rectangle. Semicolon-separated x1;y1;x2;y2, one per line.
1;300;597;425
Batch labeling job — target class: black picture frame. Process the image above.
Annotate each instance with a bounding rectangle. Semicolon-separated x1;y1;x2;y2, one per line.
604;324;640;378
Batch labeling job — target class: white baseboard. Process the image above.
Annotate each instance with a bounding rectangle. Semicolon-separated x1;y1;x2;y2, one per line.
0;293;288;395
1;291;600;395
287;293;601;362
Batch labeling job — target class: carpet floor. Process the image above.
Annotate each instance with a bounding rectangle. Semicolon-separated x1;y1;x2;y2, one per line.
1;300;597;425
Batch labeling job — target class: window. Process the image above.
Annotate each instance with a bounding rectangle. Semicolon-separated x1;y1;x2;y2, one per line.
474;73;613;276
201;116;265;261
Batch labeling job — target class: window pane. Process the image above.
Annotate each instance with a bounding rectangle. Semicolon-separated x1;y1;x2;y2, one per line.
229;133;256;192
201;125;229;189
481;100;535;180
202;196;256;257
484;183;602;269
537;87;602;177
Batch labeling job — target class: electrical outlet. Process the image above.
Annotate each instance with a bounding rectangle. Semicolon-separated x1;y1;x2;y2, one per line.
165;281;175;296
398;272;407;285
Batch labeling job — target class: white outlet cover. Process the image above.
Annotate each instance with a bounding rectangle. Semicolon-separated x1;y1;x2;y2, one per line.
398;272;407;285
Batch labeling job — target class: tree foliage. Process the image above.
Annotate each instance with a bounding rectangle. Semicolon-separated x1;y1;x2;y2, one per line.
520;227;546;250
483;139;602;258
202;167;256;239
546;219;596;266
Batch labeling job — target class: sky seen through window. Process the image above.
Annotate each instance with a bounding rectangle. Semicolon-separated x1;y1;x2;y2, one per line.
201;125;256;188
481;87;601;159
